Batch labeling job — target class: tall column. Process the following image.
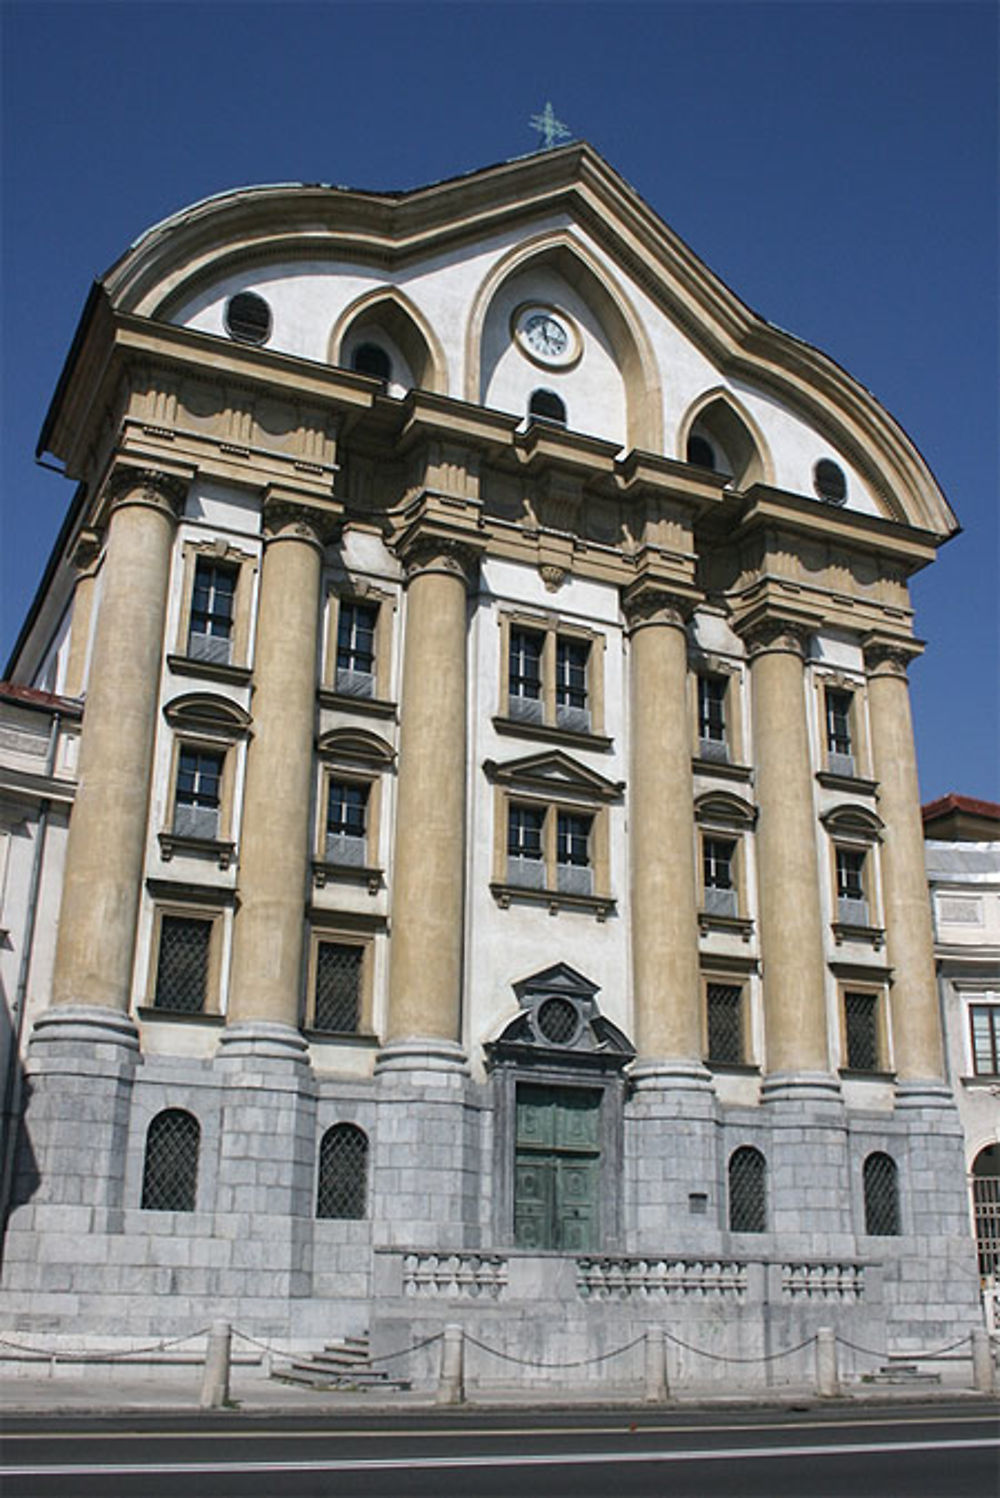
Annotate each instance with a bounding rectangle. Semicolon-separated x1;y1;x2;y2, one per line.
744;619;834;1099
623;584;705;1084
224;496;331;1055
381;536;478;1067
50;465;185;1020
864;641;945;1094
62;529;101;699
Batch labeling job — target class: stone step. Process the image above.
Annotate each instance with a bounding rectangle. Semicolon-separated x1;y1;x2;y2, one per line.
860;1364;941;1385
270;1332;411;1393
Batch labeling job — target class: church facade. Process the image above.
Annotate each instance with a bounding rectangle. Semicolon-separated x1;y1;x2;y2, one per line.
0;145;981;1389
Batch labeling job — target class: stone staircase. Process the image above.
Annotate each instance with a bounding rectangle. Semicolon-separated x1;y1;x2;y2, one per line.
859;1361;941;1386
271;1333;411;1392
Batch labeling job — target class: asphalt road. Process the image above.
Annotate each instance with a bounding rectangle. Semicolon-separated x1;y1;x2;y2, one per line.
2;1401;997;1497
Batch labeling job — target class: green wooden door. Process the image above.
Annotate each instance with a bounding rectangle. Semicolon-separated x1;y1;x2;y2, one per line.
514;1084;600;1251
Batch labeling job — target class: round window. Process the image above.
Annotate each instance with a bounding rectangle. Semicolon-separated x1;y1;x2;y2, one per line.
224;291;271;346
536;996;580;1046
814;458;847;505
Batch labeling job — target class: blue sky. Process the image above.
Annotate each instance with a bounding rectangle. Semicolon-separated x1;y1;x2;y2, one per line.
2;0;997;799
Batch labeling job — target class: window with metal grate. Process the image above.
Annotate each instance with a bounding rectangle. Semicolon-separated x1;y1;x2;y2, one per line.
844;992;879;1070
863;1151;900;1236
316;1123;368;1219
141;1109;200;1212
729;1145;766;1233
154;916;210;1013
536;996;580;1046
707;983;744;1065
314;942;362;1033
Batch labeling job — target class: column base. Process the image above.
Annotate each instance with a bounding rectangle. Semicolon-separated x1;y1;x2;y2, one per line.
374;1038;470;1083
28;1005;140;1055
893;1079;959;1113
629;1059;714;1095
214;1021;310;1065
760;1071;843;1108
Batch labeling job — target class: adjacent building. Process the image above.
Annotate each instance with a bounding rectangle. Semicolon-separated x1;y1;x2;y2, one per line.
0;145;982;1388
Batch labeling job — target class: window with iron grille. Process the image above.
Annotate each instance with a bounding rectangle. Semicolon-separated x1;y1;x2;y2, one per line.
154;916;211;1013
141;1109;200;1212
555;637;590;731
970;1004;1000;1075
314;942;362;1033
316;1123;368;1219
863;1152;900;1235
536;995;581;1046
971;1145;1000;1276
509;628;544;719
326;780;368;865
729;1146;766;1233
174;748;223;839
844;991;880;1071
188;560;237;664
707;983;744;1065
336;601;377;696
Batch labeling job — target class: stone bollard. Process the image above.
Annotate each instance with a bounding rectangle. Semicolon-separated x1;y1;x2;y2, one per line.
971;1328;996;1395
200;1320;232;1409
644;1326;669;1403
815;1326;839;1398
436;1323;464;1405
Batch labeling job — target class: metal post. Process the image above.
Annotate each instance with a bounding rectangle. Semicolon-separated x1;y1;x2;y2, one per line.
644;1326;669;1403
436;1323;464;1405
815;1326;839;1397
200;1320;232;1409
971;1328;995;1395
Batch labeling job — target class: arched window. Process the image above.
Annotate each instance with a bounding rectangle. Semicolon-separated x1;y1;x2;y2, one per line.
728;1146;766;1232
141;1109;199;1212
686;433;717;471
317;1123;368;1219
528;389;566;426
971;1145;1000;1277
863;1151;900;1236
351;342;391;381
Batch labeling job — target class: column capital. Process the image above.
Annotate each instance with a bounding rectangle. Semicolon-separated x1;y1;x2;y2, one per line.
863;634;923;680
738;615;812;662
398;531;483;589
103;463;189;519
261;491;341;550
70;527;102;574
621;580;697;633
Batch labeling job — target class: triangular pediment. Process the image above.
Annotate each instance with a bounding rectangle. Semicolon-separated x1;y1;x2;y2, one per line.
484;751;624;801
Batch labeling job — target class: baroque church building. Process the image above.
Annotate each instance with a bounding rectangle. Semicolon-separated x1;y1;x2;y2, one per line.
0;145;982;1389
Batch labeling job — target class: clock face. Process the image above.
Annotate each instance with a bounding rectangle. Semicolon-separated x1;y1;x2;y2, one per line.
512;304;580;367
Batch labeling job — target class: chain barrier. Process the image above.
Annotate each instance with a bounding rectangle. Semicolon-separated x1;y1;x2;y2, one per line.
230;1328;296;1360
836;1332;971;1361
367;1331;445;1364
0;1328;210;1362
660;1329;817;1365
463;1331;647;1370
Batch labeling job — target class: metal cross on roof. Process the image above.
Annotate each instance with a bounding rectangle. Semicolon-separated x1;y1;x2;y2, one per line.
530;102;572;151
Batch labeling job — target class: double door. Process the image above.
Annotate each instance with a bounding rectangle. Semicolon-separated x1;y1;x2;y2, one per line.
514;1083;600;1252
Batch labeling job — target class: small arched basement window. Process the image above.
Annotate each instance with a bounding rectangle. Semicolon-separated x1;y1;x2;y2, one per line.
316;1123;369;1219
141;1109;200;1212
351;342;392;381
863;1151;900;1236
729;1146;767;1232
528;389;566;426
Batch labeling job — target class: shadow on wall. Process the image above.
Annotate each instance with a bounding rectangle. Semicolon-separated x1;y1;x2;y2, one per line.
0;969;40;1268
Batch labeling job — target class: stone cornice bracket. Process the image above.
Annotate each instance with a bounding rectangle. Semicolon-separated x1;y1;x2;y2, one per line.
261;492;342;552
863;634;924;680
621;579;698;635
398;532;484;590
71;527;102;573
739;616;812;662
103;463;189;520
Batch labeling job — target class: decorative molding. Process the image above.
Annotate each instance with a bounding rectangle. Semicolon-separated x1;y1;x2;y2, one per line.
104;464;188;517
863;638;918;679
262;494;341;548
540;563;567;592
399;532;482;587
621;581;695;631
740;617;811;660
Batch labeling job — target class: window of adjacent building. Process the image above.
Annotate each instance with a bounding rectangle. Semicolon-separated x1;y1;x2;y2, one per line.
316;1123;368;1219
835;846;869;925
728;1146;766;1233
313;942;364;1034
335;601;378;698
970;1004;1000;1076
703;837;737;917
153;915;212;1014
326;780;369;866
141;1109;200;1212
188;559;238;665
351;342;391;381
556;811;593;896
698;675;729;762
528;389;566;426
825;688;855;776
706;982;745;1066
844;991;880;1072
509;628;544;723
863;1152;900;1236
173;748;223;840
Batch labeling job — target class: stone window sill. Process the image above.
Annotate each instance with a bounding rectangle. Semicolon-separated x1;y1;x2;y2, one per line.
838;1067;896;1082
492;715;613;753
816;769;879;795
317;687;397;720
158;831;235;870
698;912;754;941
166;653;252;688
302;1028;380;1046
831;921;885;950
137;1006;223;1025
960;1073;1000;1087
692;757;754;784
311;859;384;894
490;880;614;922
706;1060;760;1075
